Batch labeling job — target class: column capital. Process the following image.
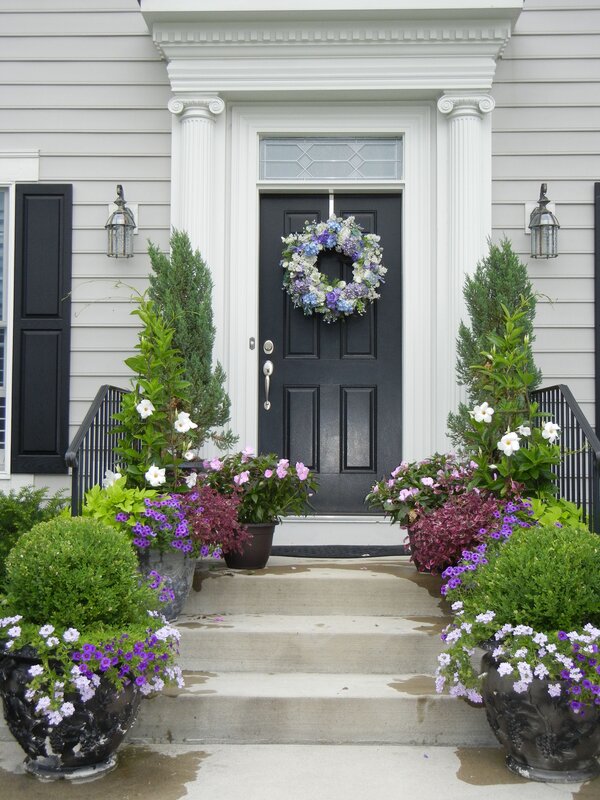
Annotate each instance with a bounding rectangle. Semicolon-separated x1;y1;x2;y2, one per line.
168;95;225;119
437;93;495;119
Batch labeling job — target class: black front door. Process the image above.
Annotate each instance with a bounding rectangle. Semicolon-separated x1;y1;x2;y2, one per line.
258;193;402;514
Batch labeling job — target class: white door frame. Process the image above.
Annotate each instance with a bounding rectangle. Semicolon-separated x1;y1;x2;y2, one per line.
223;102;434;461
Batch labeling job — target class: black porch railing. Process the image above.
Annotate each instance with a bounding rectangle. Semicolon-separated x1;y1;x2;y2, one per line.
65;385;129;516
530;384;600;533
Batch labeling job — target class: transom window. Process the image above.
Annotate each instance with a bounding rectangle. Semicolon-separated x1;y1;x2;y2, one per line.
259;137;403;181
0;189;6;470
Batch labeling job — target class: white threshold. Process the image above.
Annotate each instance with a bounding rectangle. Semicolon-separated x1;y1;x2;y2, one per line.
275;515;406;547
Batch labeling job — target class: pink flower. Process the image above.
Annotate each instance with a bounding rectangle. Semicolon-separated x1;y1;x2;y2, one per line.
276;465;288;479
264;469;273;478
209;458;223;471
241;446;255;463
296;462;309;481
233;471;250;486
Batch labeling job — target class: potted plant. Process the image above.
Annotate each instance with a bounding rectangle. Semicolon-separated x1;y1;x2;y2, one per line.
365;454;476;570
436;522;600;783
197;448;317;569
0;516;182;781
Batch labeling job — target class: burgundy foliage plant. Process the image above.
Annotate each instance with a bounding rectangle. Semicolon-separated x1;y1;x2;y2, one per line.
407;491;501;575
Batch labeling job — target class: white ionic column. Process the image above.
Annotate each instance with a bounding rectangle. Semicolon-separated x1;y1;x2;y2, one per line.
437;93;495;427
168;95;225;261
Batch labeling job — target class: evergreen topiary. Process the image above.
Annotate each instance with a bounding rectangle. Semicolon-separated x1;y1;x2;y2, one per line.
147;230;236;452
447;238;542;451
5;517;151;630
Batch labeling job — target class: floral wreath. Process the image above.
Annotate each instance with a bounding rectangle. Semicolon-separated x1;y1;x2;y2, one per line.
280;215;387;323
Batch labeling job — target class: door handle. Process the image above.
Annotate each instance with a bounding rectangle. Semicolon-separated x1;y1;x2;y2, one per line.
263;360;274;410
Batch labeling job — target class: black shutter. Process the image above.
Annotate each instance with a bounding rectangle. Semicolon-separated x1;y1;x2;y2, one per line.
12;184;72;473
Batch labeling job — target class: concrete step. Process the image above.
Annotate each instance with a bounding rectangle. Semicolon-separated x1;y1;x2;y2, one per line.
4;740;590;800
275;515;405;546
191;557;445;617
177;612;449;673
131;671;496;746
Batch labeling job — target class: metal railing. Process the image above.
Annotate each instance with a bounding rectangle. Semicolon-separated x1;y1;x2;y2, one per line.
530;384;600;533
65;385;129;516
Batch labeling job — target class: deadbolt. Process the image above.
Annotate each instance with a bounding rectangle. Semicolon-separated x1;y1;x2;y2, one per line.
263;339;274;355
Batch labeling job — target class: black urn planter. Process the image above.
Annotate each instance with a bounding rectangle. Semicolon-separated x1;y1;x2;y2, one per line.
481;651;600;783
224;522;278;570
0;650;142;781
137;547;196;621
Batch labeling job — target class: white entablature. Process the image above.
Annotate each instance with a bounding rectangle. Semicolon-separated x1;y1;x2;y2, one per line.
142;1;522;97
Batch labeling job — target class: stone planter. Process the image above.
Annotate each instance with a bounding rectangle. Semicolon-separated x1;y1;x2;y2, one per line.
0;649;142;781
481;651;600;782
224;522;278;570
137;547;196;621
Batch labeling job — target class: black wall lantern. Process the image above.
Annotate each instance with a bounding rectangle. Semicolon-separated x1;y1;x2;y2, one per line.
528;183;560;259
105;184;136;258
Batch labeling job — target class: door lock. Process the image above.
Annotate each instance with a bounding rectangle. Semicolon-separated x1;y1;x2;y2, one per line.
263;339;274;355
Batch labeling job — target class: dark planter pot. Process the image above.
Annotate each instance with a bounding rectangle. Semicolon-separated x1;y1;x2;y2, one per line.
224;522;278;570
0;649;142;781
481;651;600;783
137;547;196;621
406;530;431;573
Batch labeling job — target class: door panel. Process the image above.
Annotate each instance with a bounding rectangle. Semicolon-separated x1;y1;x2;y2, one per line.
259;193;402;514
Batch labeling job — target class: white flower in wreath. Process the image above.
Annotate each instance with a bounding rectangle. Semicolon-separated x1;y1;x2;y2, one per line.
280;215;387;324
145;464;166;487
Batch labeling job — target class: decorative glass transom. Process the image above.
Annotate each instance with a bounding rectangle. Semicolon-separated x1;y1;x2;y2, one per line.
260;138;403;181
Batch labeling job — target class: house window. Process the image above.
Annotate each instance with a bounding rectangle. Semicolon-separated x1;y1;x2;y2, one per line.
259;137;403;181
0;188;6;470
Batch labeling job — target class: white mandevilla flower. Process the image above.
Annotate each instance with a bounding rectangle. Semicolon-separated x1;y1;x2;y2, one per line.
185;471;198;489
102;468;122;488
136;398;155;419
542;421;560;443
517;425;531;437
183;449;196;461
497;430;520;457
145;464;166;487
174;411;198;434
471;401;494;423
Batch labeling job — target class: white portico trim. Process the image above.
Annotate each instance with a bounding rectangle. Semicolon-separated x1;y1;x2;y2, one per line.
140;1;523;457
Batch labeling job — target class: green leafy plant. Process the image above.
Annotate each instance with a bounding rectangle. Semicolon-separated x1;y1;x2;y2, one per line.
527;496;588;531
148;230;236;451
448;238;541;451
459;301;561;498
365;454;474;528
0;486;68;590
436;525;600;711
200;449;317;524
112;294;195;489
0;517;182;721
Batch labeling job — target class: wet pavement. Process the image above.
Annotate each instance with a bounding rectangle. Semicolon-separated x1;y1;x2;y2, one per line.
0;740;597;800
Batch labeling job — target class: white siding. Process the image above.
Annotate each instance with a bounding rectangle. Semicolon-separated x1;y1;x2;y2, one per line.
0;0;171;486
491;0;600;425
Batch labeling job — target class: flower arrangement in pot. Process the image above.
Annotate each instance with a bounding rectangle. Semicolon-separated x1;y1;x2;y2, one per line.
0;516;182;781
436;521;600;783
365;454;478;571
197;448;318;569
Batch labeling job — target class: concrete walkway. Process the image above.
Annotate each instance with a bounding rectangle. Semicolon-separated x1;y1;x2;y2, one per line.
0;740;596;799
